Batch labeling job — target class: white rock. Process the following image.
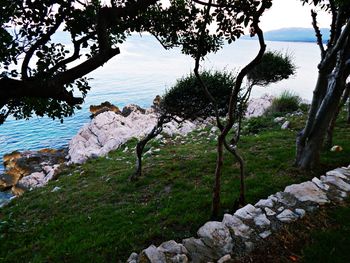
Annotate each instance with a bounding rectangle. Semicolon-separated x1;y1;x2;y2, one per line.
264;207;276;216
245;95;273;118
222;214;253;239
326;169;349;180
141;245;166;263
294;208;306;218
259;230;272;239
284;181;329;204
234;204;262;220
254;213;271;228
217;254;232;263
277;206;285;212
255;198;274;208
127;252;138;263
312;177;330;191
51;186;61;193
197;221;233;255
274;117;285;123
68;110;201;164
158;240;188;255
277;209;299;222
321;175;350;192
281;121;291;130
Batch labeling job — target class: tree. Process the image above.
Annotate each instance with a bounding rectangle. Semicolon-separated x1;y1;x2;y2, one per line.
295;0;350;169
131;70;235;180
150;0;273;218
0;0;159;124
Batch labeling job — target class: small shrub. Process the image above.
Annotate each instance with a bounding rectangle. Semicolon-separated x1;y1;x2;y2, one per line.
161;70;235;120
242;116;277;134
265;91;302;116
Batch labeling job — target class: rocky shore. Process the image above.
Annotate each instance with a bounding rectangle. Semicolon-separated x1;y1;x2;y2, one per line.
0;95;274;202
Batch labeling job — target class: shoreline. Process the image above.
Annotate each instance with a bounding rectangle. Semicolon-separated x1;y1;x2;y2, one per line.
0;95;276;206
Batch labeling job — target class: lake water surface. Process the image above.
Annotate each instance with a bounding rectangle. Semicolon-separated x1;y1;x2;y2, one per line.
0;35;321;171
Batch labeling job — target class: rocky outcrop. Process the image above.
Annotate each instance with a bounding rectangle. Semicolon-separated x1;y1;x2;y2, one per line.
1;149;66;195
67;105;208;164
126;165;350;262
89;101;121;118
245;94;273;118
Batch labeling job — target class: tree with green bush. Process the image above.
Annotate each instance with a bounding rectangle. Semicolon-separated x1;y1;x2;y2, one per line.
131;70;235;180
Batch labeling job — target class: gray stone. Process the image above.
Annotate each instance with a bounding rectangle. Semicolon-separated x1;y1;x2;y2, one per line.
321;175;350;192
295;208;306;218
158;240;188;255
274;117;285;123
277;206;285;212
197;221;233;255
234;204;262;220
182;238;215;263
259;230;272;239
281;121;290;130
217;254;232;263
255;198;274;208
264;207;276;216
275;192;297;207
51;186;61;193
284;181;329;204
277;209;299;223
254;213;271;228
127;252;138;263
312;177;330;191
169;254;188;263
326;169;349;180
139;245;166;263
222;214;253;239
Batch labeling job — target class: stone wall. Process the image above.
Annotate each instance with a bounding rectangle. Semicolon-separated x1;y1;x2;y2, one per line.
127;165;350;263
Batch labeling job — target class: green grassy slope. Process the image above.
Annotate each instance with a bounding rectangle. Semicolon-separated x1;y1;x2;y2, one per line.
0;113;349;262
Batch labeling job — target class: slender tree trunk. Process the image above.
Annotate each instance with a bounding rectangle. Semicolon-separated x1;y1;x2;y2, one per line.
130;115;165;181
211;134;225;219
348;96;350;124
224;140;245;209
325;83;350;148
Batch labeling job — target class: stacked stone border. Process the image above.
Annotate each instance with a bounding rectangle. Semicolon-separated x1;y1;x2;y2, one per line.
127;165;350;263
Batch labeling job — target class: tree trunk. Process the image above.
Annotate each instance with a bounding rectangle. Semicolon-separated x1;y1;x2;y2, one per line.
211;134;225;219
130;115;165;181
325;83;350;148
296;70;346;169
224;140;245;209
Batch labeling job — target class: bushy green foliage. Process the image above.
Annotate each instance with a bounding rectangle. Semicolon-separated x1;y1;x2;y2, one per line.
242;116;277;134
265;91;302;116
161;71;235;120
247;51;296;87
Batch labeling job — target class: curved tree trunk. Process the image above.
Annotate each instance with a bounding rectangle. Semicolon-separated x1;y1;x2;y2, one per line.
130;115;166;181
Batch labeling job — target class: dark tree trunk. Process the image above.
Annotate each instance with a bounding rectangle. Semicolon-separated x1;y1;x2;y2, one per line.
211;134;224;219
295;11;350;169
348;96;350;124
296;67;347;169
325;83;350;149
130;115;166;181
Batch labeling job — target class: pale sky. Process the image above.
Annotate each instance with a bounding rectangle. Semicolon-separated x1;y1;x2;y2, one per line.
159;0;331;31
260;0;331;31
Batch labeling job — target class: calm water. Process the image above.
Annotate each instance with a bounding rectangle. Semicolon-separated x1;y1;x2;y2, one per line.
0;35;321;171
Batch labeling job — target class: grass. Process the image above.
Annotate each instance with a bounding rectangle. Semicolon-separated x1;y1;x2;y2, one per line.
0;112;349;262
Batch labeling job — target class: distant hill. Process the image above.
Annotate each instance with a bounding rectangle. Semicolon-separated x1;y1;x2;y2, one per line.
244;27;330;43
